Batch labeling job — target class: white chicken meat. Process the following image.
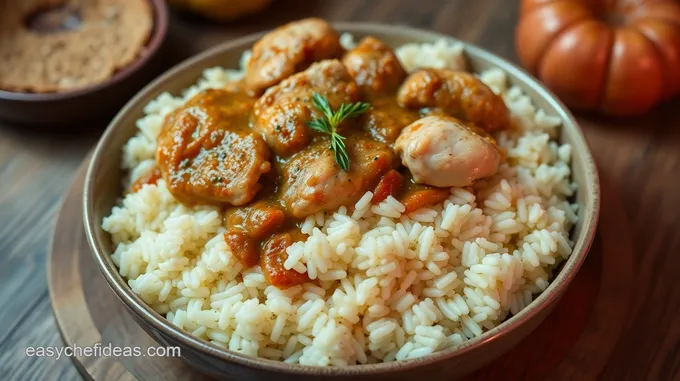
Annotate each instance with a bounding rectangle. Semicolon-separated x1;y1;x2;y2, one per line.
394;115;500;187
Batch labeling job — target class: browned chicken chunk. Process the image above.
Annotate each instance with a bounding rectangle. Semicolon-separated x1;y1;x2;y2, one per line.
280;135;394;218
157;89;271;206
253;59;361;157
340;37;417;144
245;18;343;95
342;36;407;95
395;115;500;187
397;69;510;132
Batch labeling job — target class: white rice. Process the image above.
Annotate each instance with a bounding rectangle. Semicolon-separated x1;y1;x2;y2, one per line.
103;37;577;366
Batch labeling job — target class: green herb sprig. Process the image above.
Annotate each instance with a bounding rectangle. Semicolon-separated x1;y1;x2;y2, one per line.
307;93;370;171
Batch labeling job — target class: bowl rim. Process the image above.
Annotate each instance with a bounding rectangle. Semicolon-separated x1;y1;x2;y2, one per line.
0;0;169;102
84;22;600;376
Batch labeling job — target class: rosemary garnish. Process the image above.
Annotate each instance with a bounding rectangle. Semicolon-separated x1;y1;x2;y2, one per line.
307;93;370;171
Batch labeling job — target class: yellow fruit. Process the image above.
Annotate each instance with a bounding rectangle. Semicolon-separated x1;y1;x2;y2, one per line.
168;0;272;22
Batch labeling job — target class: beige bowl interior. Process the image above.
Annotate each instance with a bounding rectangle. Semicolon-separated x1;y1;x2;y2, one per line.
84;23;599;378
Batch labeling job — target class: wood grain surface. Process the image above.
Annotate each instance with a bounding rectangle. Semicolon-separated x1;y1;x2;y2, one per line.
0;0;678;380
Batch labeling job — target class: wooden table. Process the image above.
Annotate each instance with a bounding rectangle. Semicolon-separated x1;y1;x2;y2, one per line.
1;1;678;380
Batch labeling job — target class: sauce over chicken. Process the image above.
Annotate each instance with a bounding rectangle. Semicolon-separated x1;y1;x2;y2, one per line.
148;18;508;289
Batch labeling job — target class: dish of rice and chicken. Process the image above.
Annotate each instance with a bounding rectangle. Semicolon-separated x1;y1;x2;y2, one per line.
102;18;578;366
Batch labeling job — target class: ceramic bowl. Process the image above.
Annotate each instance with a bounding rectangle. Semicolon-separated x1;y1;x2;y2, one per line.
0;0;168;126
84;23;600;381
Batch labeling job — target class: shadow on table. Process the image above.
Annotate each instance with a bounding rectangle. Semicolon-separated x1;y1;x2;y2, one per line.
574;96;680;133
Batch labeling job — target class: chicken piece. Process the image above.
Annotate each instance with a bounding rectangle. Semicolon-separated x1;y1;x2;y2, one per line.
342;36;407;95
397;69;510;132
362;97;419;144
280;135;394;218
246;18;343;95
157;89;271;206
394;115;500;187
253;59;361;157
340;36;413;143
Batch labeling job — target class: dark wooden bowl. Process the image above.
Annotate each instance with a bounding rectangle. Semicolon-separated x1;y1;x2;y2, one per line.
0;0;169;126
83;23;600;381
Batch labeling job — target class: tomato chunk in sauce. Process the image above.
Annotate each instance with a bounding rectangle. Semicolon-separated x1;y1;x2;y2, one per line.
130;166;162;193
224;228;259;268
372;169;403;204
402;188;451;214
261;233;311;289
